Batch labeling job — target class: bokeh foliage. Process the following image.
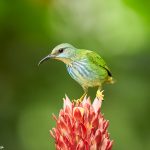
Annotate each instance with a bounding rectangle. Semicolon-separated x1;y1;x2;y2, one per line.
0;0;150;150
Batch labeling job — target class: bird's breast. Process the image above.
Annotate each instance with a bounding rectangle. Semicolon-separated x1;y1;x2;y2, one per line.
67;60;100;87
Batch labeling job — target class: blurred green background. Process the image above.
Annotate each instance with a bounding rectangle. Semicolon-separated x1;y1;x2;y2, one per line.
0;0;150;150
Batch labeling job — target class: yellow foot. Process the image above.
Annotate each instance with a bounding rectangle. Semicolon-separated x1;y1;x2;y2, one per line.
72;99;82;104
72;93;87;104
96;90;104;100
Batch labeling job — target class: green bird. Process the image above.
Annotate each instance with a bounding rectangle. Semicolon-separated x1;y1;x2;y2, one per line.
39;43;114;101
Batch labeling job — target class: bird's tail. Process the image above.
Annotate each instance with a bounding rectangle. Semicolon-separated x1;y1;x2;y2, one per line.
107;76;116;84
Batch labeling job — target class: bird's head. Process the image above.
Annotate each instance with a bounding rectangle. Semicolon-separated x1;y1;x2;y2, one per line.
38;43;76;66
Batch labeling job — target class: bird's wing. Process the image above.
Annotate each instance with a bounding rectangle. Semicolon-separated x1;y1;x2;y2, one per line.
86;51;112;77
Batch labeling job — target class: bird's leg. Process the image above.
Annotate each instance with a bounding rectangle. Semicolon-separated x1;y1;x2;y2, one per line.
78;91;87;102
74;87;88;103
96;86;104;100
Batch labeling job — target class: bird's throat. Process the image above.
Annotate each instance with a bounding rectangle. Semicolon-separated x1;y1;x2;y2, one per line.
54;57;72;65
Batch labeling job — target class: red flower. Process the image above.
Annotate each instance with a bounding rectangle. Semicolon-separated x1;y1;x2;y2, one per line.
50;96;113;150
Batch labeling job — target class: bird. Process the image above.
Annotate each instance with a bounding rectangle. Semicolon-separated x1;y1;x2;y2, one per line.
38;43;114;102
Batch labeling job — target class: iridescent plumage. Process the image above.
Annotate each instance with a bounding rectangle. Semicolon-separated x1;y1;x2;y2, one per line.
39;43;114;100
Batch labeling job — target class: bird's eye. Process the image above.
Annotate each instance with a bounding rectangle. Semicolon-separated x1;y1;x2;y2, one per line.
59;48;64;53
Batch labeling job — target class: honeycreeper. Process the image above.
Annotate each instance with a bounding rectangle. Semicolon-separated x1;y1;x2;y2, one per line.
38;43;114;101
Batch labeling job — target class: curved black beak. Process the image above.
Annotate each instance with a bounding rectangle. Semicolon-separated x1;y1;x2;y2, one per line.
38;54;55;66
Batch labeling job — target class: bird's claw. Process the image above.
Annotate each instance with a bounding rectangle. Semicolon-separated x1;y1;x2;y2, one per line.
72;93;87;104
72;99;82;104
96;90;104;100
